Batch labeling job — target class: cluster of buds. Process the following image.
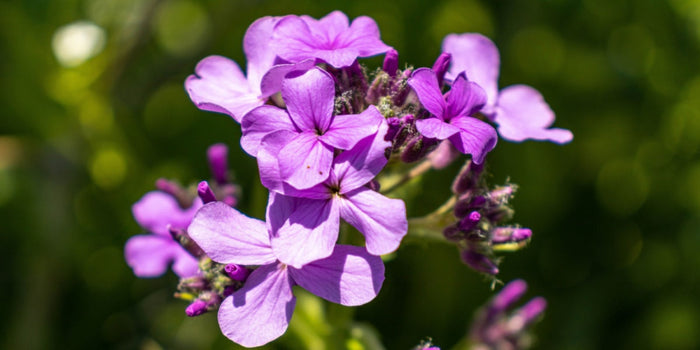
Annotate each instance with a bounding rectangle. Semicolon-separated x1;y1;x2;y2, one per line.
443;160;532;275
177;259;251;317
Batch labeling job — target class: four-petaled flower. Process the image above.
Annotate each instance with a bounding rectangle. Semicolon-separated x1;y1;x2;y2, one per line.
188;202;384;347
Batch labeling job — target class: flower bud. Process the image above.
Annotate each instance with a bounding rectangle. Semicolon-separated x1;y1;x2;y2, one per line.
207;143;229;185
401;135;439;163
458;211;481;231
197;181;217;204
383;49;399;77
185;299;208;317
461;250;499;275
224;263;250;282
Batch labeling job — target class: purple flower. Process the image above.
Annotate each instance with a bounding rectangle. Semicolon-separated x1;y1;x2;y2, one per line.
408;67;498;164
185;17;315;122
241;67;383;189
257;120;407;268
187;202;384;347
443;33;573;143
124;191;202;278
270;11;392;68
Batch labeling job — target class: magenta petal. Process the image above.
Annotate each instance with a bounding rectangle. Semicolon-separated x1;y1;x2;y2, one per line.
495;85;573;144
268;194;339;268
443;33;500;112
185;55;262;122
445;75;487;119
447;117;498;164
321;105;383;150
243;16;279;89
278;132;333;189
337;16;392;57
132;191;201;236
240;105;296;156
310;11;349;39
282;68;335;132
218;264;295;347
290;245;384;306
171;248;200;278
259;59;316;98
334;118;390;193
124;235;189;278
258;130;296;193
187;202;276;266
408;68;446;119
416;118;461;140
338;188;407;256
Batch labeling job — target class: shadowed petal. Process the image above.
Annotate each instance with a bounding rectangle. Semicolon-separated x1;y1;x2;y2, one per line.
445;74;487;119
259;59;316;98
408;68;446;119
416;118;461;140
272;15;321;63
447;117;498;164
185;55;261;122
188;202;276;265
338;188;407;256
132;192;201;236
321;105;382;150
244;16;279;89
240;105;296;156
334;118;390;193
282;68;335;132
278;132;333;189
268;194;339;268
125;235;194;278
495;85;573;143
443;33;500;112
290;245;384;306
218;264;295;347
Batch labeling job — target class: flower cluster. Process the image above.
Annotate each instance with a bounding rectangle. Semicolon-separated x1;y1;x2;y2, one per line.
125;10;570;348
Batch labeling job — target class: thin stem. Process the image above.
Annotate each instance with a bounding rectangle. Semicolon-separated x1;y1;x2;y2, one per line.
405;196;457;243
381;159;433;194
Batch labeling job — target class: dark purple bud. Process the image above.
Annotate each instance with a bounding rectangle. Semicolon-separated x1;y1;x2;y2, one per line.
169;226;205;258
401;135;439;163
401;114;415;124
155;178;191;208
385;117;402;142
197;181;217;204
443;224;463;242
383;49;399;77
185;299;208;317
224;264;250;282
458;211;481;231
452;160;481;195
223;285;236;297
367;179;381;192
492;279;527;313
392;69;413;106
207;143;229;185
461;250;499;275
432;52;452;86
428;140;460;169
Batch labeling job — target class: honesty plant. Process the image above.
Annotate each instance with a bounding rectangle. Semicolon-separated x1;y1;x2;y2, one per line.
124;10;570;349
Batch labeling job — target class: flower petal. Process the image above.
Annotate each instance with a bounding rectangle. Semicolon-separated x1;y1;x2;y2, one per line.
268;193;339;268
408;68;446;119
185;55;261;122
320;105;383;150
187;202;276;266
271;16;319;65
240;105;296;157
124;235;193;278
443;33;500;113
338;188;407;256
278;132;333;189
447;117;498;164
218;264;295;347
337;15;392;57
495;85;573;144
132;191;201;236
243;16;279;90
282;68;335;132
259;59;316;98
445;74;487;119
334;117;390;193
290;245;384;306
415;118;461;140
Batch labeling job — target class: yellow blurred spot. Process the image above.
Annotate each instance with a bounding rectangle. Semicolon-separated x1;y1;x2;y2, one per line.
509;26;566;79
153;0;210;56
52;21;106;68
596;159;649;216
90;147;127;189
608;24;656;76
429;0;494;45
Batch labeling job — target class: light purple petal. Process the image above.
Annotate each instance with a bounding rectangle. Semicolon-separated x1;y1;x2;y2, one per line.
447;117;498;164
338;188;407;256
278;132;333;189
132;191;201;236
495;85;573;144
334;118;390;193
244;16;279;90
171;249;200;278
271;16;319;64
443;33;500;113
282;68;335;132
185;55;262;122
125;235;193;278
337;16;392;57
268;194;339;268
321;105;383;150
187;202;276;266
416;118;461;140
218;263;295;347
310;11;349;40
259;59;316;98
408;68;446;119
445;74;487;119
289;245;384;306
240;105;296;156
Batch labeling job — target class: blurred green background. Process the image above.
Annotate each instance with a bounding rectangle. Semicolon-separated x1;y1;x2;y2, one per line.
2;0;699;349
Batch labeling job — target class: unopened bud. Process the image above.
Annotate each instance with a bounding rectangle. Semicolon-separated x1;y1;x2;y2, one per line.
197;181;217;204
452;160;483;195
383;49;399;78
458;211;481;231
461;250;499;275
185;299;208;317
401;135;438;163
155;178;191;208
207;143;229;185
224;264;250;282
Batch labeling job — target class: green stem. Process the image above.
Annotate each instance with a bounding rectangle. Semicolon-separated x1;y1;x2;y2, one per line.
381;159;433;195
406;196;457;244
